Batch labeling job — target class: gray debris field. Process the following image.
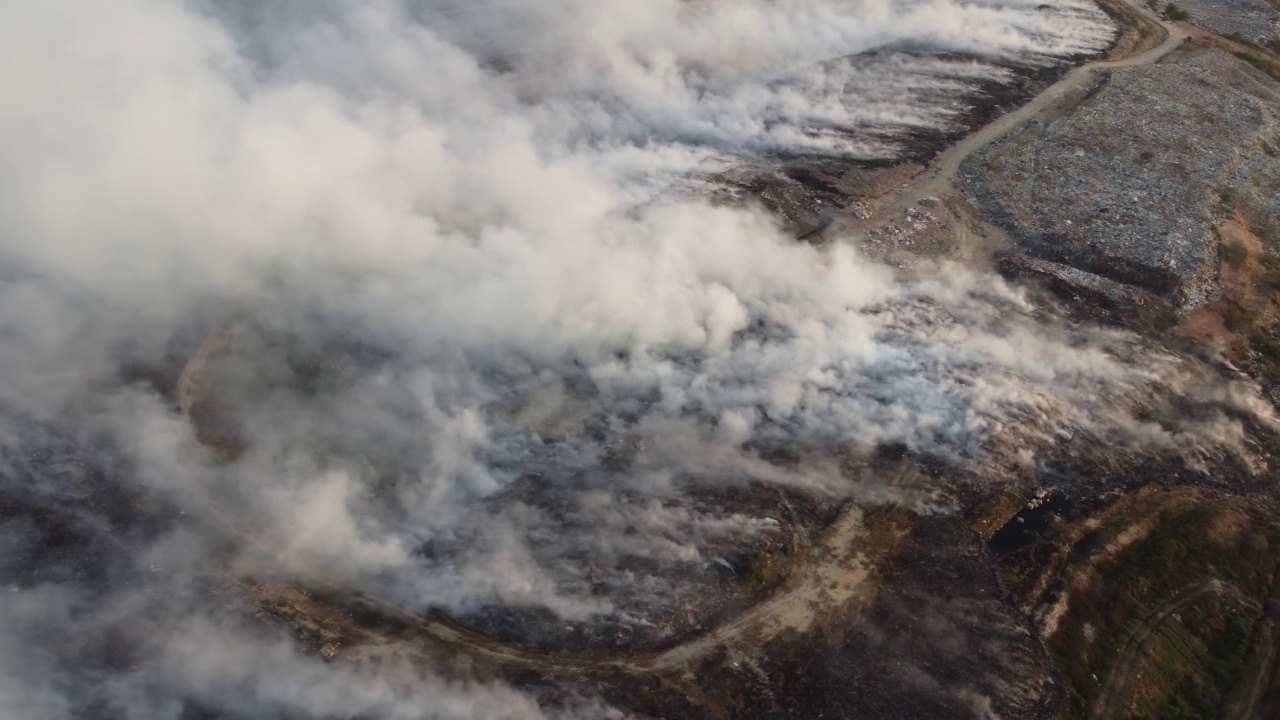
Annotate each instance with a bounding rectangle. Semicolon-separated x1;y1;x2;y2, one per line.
1176;0;1280;43
964;47;1280;305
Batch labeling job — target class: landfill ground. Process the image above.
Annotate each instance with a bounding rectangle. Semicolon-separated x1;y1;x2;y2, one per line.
34;0;1280;718
149;1;1280;718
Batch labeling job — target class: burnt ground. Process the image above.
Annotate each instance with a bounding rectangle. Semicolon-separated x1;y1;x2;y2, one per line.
446;478;845;655
188;316;1280;715
590;513;1060;720
12;3;1280;719
8;372;1280;719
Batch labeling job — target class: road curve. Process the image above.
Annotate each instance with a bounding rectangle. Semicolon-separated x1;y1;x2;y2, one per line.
1090;580;1261;720
835;0;1186;242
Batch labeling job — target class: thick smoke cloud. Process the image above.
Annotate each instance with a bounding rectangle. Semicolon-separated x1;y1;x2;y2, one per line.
0;0;1262;718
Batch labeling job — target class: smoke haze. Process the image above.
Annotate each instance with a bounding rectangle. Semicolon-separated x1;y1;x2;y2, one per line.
0;1;1266;718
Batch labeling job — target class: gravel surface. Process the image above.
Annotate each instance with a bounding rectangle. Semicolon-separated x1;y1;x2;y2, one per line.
964;46;1280;306
1176;0;1280;43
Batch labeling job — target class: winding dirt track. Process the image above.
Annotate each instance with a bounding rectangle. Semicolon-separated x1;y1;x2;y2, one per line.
345;496;877;675
835;0;1186;246
175;0;1188;677
1090;580;1261;720
175;318;889;673
911;14;1185;202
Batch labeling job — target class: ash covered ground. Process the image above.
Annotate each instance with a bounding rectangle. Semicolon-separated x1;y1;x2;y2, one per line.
2;1;1280;719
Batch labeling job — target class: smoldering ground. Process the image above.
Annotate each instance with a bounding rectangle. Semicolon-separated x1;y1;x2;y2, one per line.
0;0;1272;718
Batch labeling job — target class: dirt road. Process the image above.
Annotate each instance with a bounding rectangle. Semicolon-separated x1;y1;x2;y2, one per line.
174;320;885;674
832;0;1187;253
340;495;876;676
175;323;234;418
1090;580;1260;719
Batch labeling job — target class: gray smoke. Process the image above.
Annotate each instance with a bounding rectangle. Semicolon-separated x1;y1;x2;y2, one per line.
0;1;1264;718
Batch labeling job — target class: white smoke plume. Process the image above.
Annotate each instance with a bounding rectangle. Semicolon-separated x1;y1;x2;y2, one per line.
0;0;1262;718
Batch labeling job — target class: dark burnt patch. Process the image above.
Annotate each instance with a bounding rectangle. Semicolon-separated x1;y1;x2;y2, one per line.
595;513;1061;720
443;478;843;655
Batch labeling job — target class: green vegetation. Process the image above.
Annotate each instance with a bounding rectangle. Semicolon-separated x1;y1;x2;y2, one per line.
1248;328;1280;384
1055;503;1273;717
1218;292;1280;384
1220;240;1248;267
1215;223;1280;383
1234;51;1280;83
1140;595;1258;720
1165;3;1190;21
1224;298;1256;332
737;547;789;592
1228;254;1280;384
995;493;1280;720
